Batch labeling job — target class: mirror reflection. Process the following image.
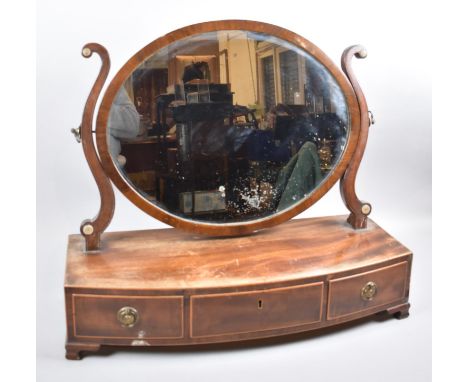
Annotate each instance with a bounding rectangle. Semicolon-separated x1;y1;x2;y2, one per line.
107;31;349;223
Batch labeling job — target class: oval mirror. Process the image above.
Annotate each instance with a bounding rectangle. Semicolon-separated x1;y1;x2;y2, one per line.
96;21;360;235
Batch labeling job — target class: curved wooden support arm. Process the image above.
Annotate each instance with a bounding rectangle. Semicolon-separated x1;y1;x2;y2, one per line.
340;45;372;229
79;43;115;251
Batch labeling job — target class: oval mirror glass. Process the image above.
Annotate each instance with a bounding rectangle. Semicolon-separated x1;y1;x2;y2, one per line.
106;30;349;223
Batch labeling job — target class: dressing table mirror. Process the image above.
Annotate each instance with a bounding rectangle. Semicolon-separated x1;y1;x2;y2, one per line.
65;20;412;360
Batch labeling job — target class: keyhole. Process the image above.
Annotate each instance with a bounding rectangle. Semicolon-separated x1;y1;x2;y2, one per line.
258;299;263;309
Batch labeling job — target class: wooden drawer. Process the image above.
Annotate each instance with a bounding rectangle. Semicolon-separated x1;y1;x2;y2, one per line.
327;262;409;320
72;294;183;339
190;283;323;338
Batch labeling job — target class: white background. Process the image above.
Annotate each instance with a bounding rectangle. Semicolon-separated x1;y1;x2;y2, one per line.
34;0;434;380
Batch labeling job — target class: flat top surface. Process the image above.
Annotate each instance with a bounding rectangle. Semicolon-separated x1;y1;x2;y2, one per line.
65;215;410;290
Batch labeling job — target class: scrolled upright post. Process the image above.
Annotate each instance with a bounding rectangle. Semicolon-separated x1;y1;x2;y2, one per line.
75;43;115;251
340;45;373;229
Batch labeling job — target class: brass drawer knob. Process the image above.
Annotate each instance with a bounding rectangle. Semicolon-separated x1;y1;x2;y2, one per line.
361;281;377;301
117;306;138;327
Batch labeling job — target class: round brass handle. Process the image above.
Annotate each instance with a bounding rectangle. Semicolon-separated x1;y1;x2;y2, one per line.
117;306;138;327
361;281;377;301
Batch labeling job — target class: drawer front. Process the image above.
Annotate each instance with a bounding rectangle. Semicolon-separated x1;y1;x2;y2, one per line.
73;294;183;339
327;261;409;320
190;283;323;338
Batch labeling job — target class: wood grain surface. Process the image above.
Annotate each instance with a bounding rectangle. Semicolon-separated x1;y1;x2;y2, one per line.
66;215;410;290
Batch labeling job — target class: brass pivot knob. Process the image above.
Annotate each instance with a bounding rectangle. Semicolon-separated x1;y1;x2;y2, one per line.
71;126;81;143
117;306;138;327
361;281;377;301
368;110;375;126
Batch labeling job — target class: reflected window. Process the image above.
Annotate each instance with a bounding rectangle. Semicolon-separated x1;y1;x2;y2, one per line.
261;55;276;112
259;46;305;111
279;50;300;105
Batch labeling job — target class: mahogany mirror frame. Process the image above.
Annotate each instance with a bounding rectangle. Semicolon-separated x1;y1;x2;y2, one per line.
78;20;371;250
66;22;411;363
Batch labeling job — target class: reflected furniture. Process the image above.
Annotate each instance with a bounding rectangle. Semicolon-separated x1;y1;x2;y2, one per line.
65;20;412;359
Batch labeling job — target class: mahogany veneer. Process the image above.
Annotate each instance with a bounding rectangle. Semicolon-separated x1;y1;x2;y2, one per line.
65;215;412;359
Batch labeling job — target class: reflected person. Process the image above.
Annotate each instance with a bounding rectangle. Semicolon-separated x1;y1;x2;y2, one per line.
108;87;140;166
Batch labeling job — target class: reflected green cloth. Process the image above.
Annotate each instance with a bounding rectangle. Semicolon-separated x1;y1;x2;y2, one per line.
276;141;323;211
